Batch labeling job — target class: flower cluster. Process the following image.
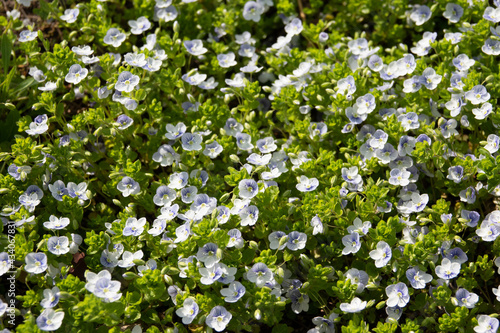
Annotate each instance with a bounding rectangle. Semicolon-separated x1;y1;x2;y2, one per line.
3;0;500;332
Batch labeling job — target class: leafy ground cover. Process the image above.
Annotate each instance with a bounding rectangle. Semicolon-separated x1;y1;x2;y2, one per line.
1;0;500;332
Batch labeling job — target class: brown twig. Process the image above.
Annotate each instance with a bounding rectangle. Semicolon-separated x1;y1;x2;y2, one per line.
297;0;306;21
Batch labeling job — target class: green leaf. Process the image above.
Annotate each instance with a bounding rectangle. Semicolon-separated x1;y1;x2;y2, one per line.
1;34;12;74
0;108;19;142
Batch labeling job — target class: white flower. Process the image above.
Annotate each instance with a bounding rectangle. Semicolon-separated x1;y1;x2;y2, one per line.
296;175;319;192
206;306;232;332
183;39;207;56
25;253;48;274
38;82;57;92
246;262;272;287
103;28;126;47
175;298;199;324
340;297;367;313
36;309;64;331
118;250;143;268
65;64;88;85
406;267;433;289
19;30;37;42
40;287;60;309
122;217;147;237
435;258;461;280
60;8;79;23
285;18;303;36
342;232;361;255
484;134;500;154
242;1;264;22
221;281;246;303
386;282;410;307
310;215;324;235
443;3;463;23
128;16;151;34
369;241;392;267
217;52;237;68
72;45;93;56
115;71;140;92
47;236;70;256
117;176;141;197
474;315;499;333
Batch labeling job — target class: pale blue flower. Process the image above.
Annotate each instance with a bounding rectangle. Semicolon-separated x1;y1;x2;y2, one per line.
183;39;207;56
238;179;259;199
176;298;199;324
26;114;49;136
461;209;480;227
287;231;307;251
474;315;499;333
128;16;151;34
65;64;88;84
122;217;147;236
103;28;126;47
459;186;476;204
369;241;392;267
115;71;140;93
410;5;431;25
406;266;432;289
116;114;134;129
342;232;361;255
447;166;464;183
36;309;64;331
310;215;324;235
190;169;209;187
148;218;166;236
165;122;186;140
340;297;367;313
19;185;43;212
203;141;223;158
454;288;479;308
444;247;468;264
465;85;490;105
221;281;246;302
152;144;179;166
19;30;37;42
47;236;70;256
289;289;309;314
117;176;141;197
93;276;122;301
40;287;60;308
242;1;264;22
386;282;410;307
153;185;176;206
227;229;244;248
216;206;231;224
239;205;259;226
296;175;319;192
197;243;220;268
174;222;191;243
67;181;88;201
60;8;79;23
247;262;272;287
436;258;461;280
25;252;48;274
181;133;203;151
443;3;463;23
206;306;232;332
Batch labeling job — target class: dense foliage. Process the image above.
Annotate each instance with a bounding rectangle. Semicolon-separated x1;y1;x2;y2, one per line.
1;0;500;332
